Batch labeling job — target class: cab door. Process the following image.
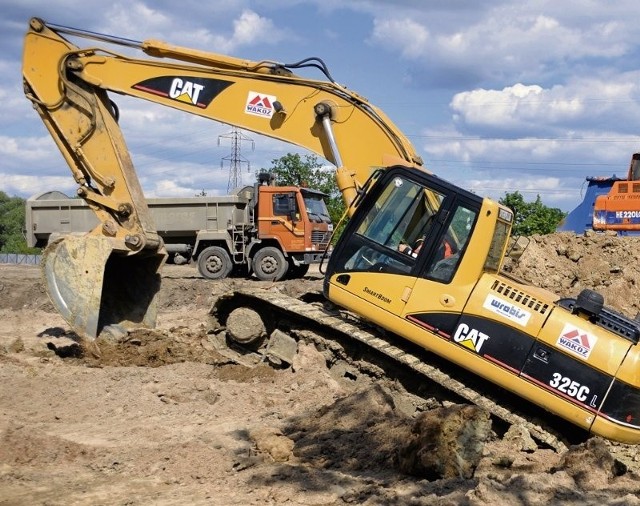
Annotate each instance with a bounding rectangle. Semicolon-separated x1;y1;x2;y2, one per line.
257;189;305;250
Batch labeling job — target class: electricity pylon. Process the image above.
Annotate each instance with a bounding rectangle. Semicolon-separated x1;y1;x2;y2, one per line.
218;127;255;192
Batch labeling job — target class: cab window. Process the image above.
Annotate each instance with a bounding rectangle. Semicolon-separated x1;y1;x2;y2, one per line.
273;193;297;217
424;205;477;283
341;176;445;273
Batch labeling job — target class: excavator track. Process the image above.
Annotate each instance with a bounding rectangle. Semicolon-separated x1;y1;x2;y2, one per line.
214;288;569;453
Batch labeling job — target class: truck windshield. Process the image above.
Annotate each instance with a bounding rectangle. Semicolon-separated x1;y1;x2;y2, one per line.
303;194;331;223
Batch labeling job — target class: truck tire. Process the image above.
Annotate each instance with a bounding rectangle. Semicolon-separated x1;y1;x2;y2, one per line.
198;246;233;279
252;247;287;281
287;262;310;279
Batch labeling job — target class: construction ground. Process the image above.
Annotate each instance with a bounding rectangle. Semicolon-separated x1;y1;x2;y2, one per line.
1;231;640;505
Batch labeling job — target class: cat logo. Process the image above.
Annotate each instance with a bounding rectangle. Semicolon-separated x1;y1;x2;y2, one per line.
168;78;204;106
131;76;233;109
453;323;490;354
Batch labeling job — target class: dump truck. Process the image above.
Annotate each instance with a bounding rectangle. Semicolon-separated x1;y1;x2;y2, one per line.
25;174;332;280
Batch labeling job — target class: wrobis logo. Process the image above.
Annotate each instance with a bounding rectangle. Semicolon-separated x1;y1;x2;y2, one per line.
483;294;531;326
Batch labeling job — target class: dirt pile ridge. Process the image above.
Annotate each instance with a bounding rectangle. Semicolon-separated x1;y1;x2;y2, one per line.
504;231;640;315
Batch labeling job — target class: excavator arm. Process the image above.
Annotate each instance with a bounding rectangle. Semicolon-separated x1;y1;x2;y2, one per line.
22;18;423;340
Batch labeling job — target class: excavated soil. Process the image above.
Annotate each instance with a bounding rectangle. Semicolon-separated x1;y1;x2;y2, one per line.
1;231;640;505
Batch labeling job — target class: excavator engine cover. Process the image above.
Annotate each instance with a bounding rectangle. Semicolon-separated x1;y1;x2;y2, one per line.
43;235;166;341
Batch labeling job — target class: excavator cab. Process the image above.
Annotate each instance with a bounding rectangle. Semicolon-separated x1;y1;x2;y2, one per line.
324;166;485;286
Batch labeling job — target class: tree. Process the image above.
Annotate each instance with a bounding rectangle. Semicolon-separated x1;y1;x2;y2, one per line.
499;191;566;236
265;153;346;231
0;191;38;253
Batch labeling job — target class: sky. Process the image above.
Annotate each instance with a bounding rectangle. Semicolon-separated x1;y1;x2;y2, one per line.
4;1;640;212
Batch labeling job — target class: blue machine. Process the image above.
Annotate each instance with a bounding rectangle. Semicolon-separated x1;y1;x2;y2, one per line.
557;176;626;234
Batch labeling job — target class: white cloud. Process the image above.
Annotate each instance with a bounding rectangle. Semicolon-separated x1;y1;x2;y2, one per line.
0;135;59;163
95;4;288;53
1;174;76;197
367;3;635;86
449;83;587;133
449;73;640;135
464;174;575;209
162;9;287;53
370;18;429;58
101;2;172;37
466;174;562;196
232;9;283;46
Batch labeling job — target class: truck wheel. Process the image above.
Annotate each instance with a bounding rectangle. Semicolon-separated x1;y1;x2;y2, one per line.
198;246;232;279
287;263;310;279
253;247;287;281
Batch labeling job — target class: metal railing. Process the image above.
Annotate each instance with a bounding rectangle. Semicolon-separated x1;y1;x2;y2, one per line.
0;254;41;265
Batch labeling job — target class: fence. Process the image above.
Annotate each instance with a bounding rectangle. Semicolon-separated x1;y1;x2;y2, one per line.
0;254;41;265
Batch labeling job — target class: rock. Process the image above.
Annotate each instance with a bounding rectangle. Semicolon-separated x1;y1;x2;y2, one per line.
249;427;295;462
503;424;538;452
265;329;297;367
226;307;266;347
556;437;627;490
397;404;492;479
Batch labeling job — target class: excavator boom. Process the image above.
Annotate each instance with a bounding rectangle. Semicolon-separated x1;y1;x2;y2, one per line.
22;18;423;340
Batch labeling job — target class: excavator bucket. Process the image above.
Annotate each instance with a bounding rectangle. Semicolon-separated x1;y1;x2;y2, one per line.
42;235;166;341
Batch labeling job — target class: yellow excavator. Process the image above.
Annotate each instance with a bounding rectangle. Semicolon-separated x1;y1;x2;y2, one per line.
23;18;640;446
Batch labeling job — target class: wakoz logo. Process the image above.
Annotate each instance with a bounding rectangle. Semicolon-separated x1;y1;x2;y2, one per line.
245;92;277;118
556;323;597;360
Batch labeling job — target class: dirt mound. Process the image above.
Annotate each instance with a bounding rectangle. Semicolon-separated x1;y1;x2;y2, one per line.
504;231;640;315
0;264;53;312
88;326;224;367
284;384;410;472
0;422;96;465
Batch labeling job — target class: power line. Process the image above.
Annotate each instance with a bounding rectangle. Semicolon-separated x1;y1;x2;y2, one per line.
408;134;640;143
218;127;254;192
